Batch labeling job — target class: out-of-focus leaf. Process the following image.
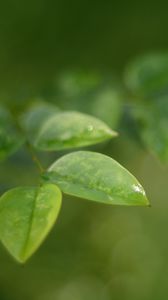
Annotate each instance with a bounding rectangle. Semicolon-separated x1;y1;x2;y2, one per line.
0;106;24;161
57;70;102;98
21;102;59;134
124;53;168;98
54;71;123;129
89;88;122;128
0;183;62;263
22;109;117;151
131;97;168;162
44;151;149;206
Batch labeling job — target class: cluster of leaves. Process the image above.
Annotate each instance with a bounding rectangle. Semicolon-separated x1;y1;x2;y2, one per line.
52;54;168;162
0;98;149;263
2;50;167;263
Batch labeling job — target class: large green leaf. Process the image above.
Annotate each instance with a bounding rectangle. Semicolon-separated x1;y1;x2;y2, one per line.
44;151;149;206
22;110;117;151
0;183;62;263
0;106;24;161
124;53;168;98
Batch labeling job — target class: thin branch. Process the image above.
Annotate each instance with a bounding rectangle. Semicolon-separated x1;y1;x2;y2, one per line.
25;141;44;174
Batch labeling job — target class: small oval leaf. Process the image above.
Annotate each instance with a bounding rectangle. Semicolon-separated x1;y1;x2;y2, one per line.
23;110;117;151
44;151;149;206
0;183;62;263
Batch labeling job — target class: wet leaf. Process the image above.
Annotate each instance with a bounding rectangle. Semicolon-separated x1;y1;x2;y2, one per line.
23;110;117;151
44;151;149;206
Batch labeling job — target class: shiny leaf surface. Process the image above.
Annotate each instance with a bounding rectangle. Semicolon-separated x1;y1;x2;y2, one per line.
23;110;117;151
44;151;149;206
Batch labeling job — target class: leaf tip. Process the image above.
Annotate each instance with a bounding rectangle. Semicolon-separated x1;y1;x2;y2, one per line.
144;197;150;207
108;129;119;139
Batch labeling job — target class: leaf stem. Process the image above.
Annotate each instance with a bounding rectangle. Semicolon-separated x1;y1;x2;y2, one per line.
25;141;44;174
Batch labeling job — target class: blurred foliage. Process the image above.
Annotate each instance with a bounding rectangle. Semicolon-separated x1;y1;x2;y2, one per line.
53;71;123;129
124;53;168;98
0;106;25;161
130;97;168;162
1;1;168;299
124;53;168;162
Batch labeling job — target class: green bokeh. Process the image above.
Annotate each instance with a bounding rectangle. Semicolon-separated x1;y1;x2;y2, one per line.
1;1;168;299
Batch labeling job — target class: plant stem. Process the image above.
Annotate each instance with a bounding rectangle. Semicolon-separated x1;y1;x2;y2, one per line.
25;141;44;174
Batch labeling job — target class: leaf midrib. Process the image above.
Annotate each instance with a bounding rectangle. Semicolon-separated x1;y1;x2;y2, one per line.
20;186;40;261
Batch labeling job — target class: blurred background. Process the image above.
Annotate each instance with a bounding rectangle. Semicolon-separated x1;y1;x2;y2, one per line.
1;0;168;299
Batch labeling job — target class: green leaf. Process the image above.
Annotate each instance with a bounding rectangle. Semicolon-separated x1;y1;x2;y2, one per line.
124;53;168;98
44;151;149;206
0;183;62;263
22;110;117;151
0;106;24;161
131;97;168;162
